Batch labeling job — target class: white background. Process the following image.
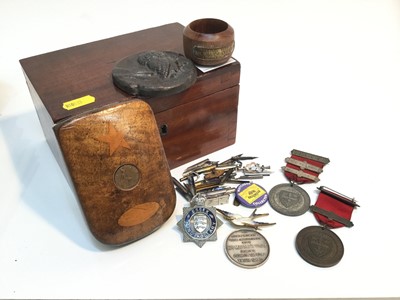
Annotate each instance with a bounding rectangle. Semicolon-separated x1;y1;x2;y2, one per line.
1;0;400;299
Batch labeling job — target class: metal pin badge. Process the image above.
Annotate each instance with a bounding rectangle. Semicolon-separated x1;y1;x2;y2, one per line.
177;195;223;248
235;182;269;208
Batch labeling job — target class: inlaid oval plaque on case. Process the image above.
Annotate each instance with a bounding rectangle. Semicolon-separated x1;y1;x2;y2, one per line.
112;50;197;98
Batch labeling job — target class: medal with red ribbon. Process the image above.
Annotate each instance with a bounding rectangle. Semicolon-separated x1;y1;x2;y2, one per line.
270;149;360;267
295;186;359;267
311;186;359;228
269;149;330;216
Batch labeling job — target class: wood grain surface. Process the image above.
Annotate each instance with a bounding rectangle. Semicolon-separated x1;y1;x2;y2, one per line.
57;100;176;245
20;22;240;170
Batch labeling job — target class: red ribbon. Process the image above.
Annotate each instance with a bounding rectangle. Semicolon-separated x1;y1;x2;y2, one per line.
313;190;356;228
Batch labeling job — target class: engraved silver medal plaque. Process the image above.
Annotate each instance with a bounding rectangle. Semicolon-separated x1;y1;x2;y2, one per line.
224;229;270;268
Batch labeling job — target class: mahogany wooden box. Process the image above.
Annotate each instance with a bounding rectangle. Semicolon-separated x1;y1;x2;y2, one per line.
20;22;241;170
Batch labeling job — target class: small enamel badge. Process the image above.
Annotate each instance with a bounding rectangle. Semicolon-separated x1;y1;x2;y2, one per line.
177;194;223;248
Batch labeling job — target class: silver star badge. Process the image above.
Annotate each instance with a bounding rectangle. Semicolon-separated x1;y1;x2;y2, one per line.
177;196;223;247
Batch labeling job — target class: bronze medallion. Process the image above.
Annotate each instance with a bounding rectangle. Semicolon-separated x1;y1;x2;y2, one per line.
295;226;344;267
114;164;140;191
112;51;197;97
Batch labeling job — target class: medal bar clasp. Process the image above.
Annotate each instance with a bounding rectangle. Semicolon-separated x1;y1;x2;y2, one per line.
291;149;330;165
282;166;320;182
318;186;359;207
285;157;323;173
310;205;354;227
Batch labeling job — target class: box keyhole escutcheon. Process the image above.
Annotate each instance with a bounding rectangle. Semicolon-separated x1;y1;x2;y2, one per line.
160;124;168;136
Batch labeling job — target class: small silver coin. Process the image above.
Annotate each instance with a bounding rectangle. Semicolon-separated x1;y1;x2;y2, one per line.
295;226;344;267
269;183;310;216
224;229;270;268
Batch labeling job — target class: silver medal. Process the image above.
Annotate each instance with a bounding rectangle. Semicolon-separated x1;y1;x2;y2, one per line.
224;229;270;268
269;183;310;216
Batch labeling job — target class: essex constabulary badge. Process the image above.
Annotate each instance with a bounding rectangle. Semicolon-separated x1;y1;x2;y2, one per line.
177;194;223;248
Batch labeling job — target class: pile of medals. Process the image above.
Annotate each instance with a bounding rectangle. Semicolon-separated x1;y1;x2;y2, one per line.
175;154;274;268
175;150;360;269
273;149;359;267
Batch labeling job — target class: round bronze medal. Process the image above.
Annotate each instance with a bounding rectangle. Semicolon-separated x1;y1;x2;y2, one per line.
269;183;310;216
114;164;140;191
295;226;344;267
112;51;197;98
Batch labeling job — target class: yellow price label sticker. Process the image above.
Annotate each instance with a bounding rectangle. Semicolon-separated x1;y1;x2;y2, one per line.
63;95;95;111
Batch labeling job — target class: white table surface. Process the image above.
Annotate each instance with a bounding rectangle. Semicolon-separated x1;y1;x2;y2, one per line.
1;0;400;299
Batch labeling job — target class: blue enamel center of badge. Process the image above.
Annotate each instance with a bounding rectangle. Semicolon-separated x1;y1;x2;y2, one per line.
184;207;217;240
